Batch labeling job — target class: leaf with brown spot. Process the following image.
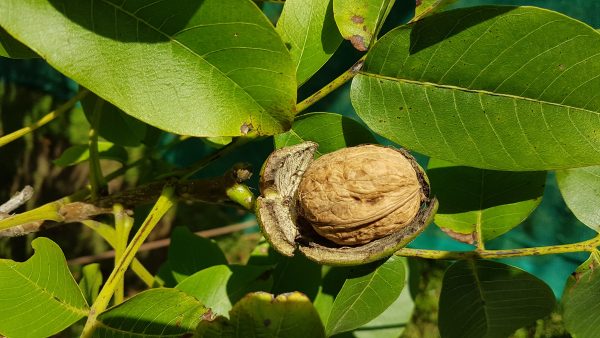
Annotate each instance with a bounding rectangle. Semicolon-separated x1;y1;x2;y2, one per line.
333;0;395;51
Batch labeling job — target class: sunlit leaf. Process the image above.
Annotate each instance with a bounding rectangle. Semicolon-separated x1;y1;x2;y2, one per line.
352;6;600;170
326;255;406;336
94;289;207;337
333;0;395;51
0;0;296;136
0;238;89;338
157;227;228;286
276;0;342;85
562;251;600;338
176;264;273;317
274;112;376;155
556;166;600;232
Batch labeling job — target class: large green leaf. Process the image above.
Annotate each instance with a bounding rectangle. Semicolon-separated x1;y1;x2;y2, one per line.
439;260;555;338
0;27;38;58
325;255;406;336
353;282;414;338
562;252;600;338
195;292;325;338
274;112;376;155
176;264;273;317
351;6;600;170
0;238;89;338
276;0;342;86
556;166;600;232
333;0;395;51
157;227;228;286
350;257;413;338
0;0;296;137
428;159;545;242
94;288;207;337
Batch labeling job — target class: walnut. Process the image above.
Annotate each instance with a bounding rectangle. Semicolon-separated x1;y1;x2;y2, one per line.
298;145;424;245
256;142;437;265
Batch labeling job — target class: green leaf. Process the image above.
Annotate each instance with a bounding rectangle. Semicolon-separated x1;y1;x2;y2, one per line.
157;227;228;286
333;0;395;51
274;112;376;155
345;257;414;338
0;26;38;58
53;142;128;166
428;159;545;242
81;92;147;147
176;264;273;317
562;251;600;338
0;0;296;137
353;281;414;338
94;288;207;337
412;0;455;22
439;260;555;338
325;255;406;336
78;263;103;306
351;6;600;170
0;238;89;338
276;0;343;86
556;166;600;232
195;292;325;338
313;266;353;324
271;253;322;300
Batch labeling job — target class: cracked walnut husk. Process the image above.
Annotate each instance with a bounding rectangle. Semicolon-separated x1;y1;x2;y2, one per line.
256;142;437;266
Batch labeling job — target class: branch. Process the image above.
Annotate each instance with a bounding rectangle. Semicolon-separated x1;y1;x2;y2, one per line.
296;56;366;113
395;234;600;259
0;165;254;237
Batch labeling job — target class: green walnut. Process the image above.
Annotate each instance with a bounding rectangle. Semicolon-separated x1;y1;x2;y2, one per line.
256;142;437;265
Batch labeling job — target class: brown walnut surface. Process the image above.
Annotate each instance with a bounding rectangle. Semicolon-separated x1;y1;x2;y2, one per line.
298;145;423;245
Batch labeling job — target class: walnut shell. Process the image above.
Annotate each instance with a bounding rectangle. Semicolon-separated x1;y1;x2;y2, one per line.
298;145;423;245
256;142;437;266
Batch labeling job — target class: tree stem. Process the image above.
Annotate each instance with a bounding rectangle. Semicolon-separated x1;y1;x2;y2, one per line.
296;56;366;114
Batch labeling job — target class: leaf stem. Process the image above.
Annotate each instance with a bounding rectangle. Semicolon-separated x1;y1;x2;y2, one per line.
395;234;600;260
112;204;132;305
81;185;176;337
81;220;155;287
88;99;107;200
0;89;89;148
296;56;366;114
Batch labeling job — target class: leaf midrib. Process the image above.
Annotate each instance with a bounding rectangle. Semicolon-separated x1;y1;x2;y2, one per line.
359;72;600;116
100;0;280;124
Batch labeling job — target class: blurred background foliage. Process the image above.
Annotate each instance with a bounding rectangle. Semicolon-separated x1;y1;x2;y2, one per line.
0;0;598;337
